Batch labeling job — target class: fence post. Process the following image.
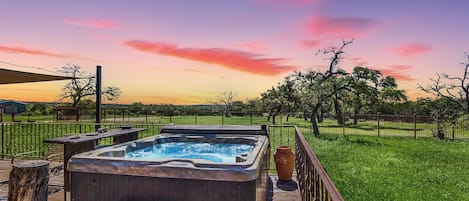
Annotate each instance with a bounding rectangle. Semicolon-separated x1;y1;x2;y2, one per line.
1;122;4;159
342;113;345;136
145;110;148;123
377;112;380;137
221;113;224;125
452;119;455;140
413;113;417;139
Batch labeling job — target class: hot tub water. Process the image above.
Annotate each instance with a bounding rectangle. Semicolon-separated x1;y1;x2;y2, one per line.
125;142;255;163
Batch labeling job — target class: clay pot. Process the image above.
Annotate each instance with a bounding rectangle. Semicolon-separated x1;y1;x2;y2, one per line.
274;145;295;181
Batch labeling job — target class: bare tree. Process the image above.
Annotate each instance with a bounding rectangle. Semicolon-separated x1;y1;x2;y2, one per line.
59;64;121;107
296;39;353;137
216;91;237;117
418;54;469;113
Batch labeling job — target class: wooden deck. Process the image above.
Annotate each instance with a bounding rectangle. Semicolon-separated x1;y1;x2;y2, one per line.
0;160;300;201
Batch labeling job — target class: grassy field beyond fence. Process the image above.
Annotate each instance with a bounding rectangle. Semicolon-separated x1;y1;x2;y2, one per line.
305;132;469;201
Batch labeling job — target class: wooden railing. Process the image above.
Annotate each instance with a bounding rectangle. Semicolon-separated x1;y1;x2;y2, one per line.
295;126;344;201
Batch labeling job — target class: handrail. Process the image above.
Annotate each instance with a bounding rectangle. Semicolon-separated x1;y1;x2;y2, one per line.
295;126;344;201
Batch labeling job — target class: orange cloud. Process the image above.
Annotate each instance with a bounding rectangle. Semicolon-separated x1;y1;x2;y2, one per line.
123;40;295;76
298;40;322;49
0;45;70;58
184;68;206;73
304;16;380;39
387;43;432;58
378;65;415;81
65;19;121;29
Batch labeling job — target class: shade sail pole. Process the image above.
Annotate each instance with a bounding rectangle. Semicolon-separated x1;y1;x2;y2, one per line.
95;66;102;131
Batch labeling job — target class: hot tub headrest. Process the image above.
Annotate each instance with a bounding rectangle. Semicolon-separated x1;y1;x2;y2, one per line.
160;125;269;136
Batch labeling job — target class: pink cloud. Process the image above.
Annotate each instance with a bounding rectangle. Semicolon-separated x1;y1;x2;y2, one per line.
376;65;415;81
255;0;323;6
388;65;413;71
298;40;322;49
238;40;270;52
386;43;432;58
123;40;295;76
304;16;380;39
0;45;70;58
65;19;121;29
348;57;368;66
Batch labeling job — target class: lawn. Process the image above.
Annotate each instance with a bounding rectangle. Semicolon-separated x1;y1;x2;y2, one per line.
303;132;469;201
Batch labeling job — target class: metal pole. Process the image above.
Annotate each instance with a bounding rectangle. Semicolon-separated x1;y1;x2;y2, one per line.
95;65;102;131
221;112;224;125
452;118;455;140
413;113;417;139
377;112;380;137
342;113;345;136
145;110;148;123
1;123;4;159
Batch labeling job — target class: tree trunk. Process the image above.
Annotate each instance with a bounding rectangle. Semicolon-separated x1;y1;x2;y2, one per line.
272;112;278;124
310;111;320;137
334;99;344;125
267;113;271;122
8;160;49;201
286;113;291;122
317;110;324;123
353;110;359;125
466;92;469;114
303;110;308;121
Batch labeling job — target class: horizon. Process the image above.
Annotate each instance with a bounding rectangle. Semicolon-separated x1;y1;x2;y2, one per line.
0;0;468;104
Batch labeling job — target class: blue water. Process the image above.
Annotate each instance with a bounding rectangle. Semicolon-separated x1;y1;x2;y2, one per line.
125;142;254;163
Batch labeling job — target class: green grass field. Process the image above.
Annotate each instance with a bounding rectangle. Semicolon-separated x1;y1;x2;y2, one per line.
304;133;469;201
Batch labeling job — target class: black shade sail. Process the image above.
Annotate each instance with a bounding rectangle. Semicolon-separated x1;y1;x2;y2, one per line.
0;68;74;84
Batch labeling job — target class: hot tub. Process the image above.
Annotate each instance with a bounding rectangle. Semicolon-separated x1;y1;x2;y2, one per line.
68;125;270;201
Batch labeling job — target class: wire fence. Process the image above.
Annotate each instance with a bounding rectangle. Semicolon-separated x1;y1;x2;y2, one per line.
337;113;468;139
0;112;467;161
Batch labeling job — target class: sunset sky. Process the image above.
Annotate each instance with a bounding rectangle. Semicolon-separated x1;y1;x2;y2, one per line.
0;0;468;104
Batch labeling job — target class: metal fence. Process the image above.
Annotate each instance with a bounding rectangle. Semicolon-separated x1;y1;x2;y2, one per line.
0;122;165;160
337;113;468;139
